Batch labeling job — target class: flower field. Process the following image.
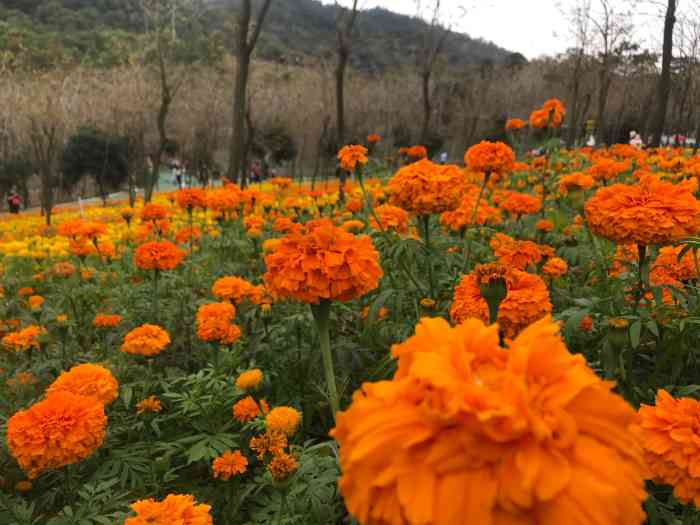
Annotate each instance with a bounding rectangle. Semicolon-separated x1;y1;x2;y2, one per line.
4;100;700;524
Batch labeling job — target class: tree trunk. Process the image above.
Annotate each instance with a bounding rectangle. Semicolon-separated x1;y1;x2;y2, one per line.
420;70;432;145
567;53;583;147
335;50;348;146
595;67;611;145
228;51;251;184
312;116;330;190
650;0;677;147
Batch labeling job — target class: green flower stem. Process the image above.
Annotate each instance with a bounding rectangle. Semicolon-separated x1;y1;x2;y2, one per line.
464;172;490;272
311;300;339;418
634;244;648;314
420;215;435;298
357;170;425;295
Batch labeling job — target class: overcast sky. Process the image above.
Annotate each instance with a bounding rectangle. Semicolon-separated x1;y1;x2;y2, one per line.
322;0;676;60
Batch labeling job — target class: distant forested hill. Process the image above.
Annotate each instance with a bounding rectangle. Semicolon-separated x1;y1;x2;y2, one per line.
0;0;525;70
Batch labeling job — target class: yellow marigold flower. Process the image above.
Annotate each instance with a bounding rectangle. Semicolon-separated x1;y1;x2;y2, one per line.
268;452;298;482
136;395;162;415
46;363;119;406
56;315;68;323
250;431;288;460
125;494;212;525
212;450;248;480
235;369;263;391
233;396;262;423
7;391;107;479
331;316;646;525
120;324;170;357
265;407;302;436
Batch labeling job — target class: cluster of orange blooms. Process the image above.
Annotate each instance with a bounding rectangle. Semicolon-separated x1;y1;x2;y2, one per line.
196;302;241;345
264;218;382;304
338;145;369;172
120;324;171;357
450;263;552;338
2;325;43;352
332;316;647;525
529;98;566;129
125;494;212;525
134;240;186;271
387;159;464;215
585;175;700;246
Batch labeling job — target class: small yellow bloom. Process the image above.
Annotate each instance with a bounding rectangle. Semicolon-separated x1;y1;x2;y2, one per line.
136;395;162;415
420;298;436;309
608;318;629;329
235;369;263;391
15;480;32;492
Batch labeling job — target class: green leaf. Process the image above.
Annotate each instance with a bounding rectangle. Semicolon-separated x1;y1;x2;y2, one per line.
630;321;642;349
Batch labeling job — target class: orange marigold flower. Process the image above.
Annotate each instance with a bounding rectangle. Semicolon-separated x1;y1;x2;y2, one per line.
235;369;263;390
52;262;76;278
559;171;595;194
639;389;700;507
268;452;298;481
207;186;242;216
388;160;464;215
233;396;262;423
57;219;107;240
211;276;257;304
490;233;543;270
650;245;697;284
535;218;554;232
175;188;207;210
342;219;365;233
440;189;502;232
464;141;515;175
367;133;382;144
250;431;288;460
196;302;240;345
272;217;296;234
243;215;266;232
580;315;593;332
264;218;382;304
587;158;630;183
175;226;202;245
134;241;186;271
505;118;526;131
338;145;369;172
18;287;33;298
405;145;428;159
331;316;647;525
345;198;363;213
585;176;700;246
498;191;542;217
2;325;42;352
270;177;293;189
136;395;162;415
451;267;552;338
15;481;32;492
140;203;169;222
266;406;302;436
46;363;119;406
212;450;248;480
120;324;170;357
370;204;409;233
7;391;107;479
93;314;122;328
125;494;212;525
529;108;550;129
6;372;38;388
542;256;569;278
27;295;44;310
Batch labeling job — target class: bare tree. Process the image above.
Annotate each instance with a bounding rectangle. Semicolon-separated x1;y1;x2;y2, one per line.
417;0;450;145
564;0;593;146
587;0;633;144
226;0;274;187
334;0;359;203
649;0;678;145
